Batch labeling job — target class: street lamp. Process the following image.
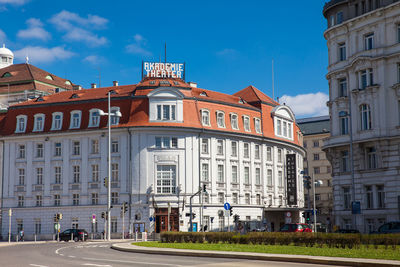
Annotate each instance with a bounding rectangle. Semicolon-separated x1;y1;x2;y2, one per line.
98;91;122;241
312;177;323;233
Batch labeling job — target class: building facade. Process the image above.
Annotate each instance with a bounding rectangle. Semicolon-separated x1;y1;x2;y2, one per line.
0;70;305;239
322;0;400;232
298;116;333;231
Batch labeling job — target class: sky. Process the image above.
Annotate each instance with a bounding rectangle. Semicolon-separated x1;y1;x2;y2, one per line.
0;0;330;118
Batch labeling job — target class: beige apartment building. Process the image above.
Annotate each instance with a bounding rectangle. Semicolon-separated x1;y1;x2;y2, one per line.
298;116;333;231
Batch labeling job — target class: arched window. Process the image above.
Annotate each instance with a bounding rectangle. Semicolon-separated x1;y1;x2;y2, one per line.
1;72;12;78
230;113;239;130
110;107;121;126
201;109;210;126
51;112;63;130
45;75;54;80
33;114;45;132
360;104;371;130
216;111;225;128
89;109;100;127
70;110;82;129
15;115;27;133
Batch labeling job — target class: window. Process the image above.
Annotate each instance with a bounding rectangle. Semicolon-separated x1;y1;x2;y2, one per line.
201;163;209;181
111;192;119;204
73;194;79;205
110;107;121;126
341;150;349;172
51;112;63;130
217;164;224;183
313;153;320;161
16;115;27;133
327;166;331;174
18;196;24;207
36;143;43;158
91;139;99;154
111;163;119;181
54;166;61;184
73;165;80;183
278;170;283;187
54;194;60;206
366;185;373;209
254;118;261;133
111;140;119;153
231;165;238;183
303;141;307;148
89;109;100;127
232;193;238;204
54;142;62;157
397;63;400;84
70;111;81;129
72;141;80;155
244;167;250;184
277;119;282;135
201;109;210;126
157;104;176;121
266;147;272;161
267;169;272;186
366;147;377;169
92;164;99;182
244;143;250;158
230;113;238;130
398;24;400;43
330;15;335;27
245;193;250;204
18;145;25;159
18;169;25;185
201;138;209;154
377;185;385;208
255;168;261;185
33;114;45;132
277;149;282;163
360;104;372;130
34;219;41;235
111;218;117;233
255;145;260;159
216;140;224;155
156;165;176;194
155;137;178;148
256;194;261;205
275;118;293;139
91;193;98;205
339;111;349;135
36;195;42;206
314;167;320;174
336;11;343;24
218;192;224;204
36;168;43;184
315;194;321;201
364;33;374;50
339;78;347;97
243;116;250;131
313;140;319;147
231;141;238;157
216;111;225;128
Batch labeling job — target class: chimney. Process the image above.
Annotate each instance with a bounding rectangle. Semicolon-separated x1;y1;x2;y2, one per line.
73;85;82;90
113;81;119;87
188;82;197;88
91;83;97;89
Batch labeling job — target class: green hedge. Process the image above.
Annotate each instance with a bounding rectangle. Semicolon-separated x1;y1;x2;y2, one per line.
160;232;400;250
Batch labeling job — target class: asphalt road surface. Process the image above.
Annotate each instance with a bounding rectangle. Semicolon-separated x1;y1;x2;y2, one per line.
0;241;346;267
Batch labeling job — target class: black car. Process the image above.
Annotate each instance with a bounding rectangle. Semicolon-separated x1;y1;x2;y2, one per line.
373;222;400;234
59;229;89;242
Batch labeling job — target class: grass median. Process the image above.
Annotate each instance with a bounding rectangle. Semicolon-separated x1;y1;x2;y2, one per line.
134;241;400;261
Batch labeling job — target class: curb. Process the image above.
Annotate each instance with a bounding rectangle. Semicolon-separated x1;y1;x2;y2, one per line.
111;243;400;267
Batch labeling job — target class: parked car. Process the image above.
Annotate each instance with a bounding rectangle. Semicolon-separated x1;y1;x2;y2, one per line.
334;229;360;234
59;229;89;242
372;221;400;234
279;223;312;232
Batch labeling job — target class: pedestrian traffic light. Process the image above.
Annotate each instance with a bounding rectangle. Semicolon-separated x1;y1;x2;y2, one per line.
103;177;108;188
229;207;233;216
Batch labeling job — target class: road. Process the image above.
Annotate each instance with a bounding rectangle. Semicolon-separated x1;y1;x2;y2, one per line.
0;241;345;267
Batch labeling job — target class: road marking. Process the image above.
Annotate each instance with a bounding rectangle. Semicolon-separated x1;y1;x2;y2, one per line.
30;264;49;267
98;245;108;247
69;255;76;258
59;254;64;256
82;257;182;266
82;264;111;267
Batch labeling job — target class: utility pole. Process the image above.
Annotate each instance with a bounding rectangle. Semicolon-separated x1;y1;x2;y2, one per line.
8;208;12;243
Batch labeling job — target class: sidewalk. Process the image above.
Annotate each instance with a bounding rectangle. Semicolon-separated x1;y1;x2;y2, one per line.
111;242;400;267
0;238;136;247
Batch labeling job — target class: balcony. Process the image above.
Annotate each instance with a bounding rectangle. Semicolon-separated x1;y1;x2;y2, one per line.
69;183;80;190
51;184;62;191
33;184;43;192
15;185;25;192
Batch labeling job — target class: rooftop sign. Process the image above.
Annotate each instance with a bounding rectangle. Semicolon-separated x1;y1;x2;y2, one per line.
142;62;185;80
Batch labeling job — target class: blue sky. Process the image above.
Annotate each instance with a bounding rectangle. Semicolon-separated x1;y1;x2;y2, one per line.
0;0;329;118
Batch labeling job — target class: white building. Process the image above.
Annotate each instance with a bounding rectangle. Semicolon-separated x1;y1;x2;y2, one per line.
0;70;305;239
322;0;400;232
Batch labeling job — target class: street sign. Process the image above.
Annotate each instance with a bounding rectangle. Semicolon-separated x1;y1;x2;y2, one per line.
224;202;231;210
92;214;96;220
224;210;230;217
285;217;292;224
286;212;291;217
54;223;60;230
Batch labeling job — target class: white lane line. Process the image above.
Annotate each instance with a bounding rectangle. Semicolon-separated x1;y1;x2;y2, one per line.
98;245;108;247
69;255;76;258
29;264;49;267
82;257;182;267
82;264;111;267
59;254;64;256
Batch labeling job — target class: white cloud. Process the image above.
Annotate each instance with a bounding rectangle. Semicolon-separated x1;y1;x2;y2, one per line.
17;18;51;41
0;0;29;5
49;10;108;47
14;46;75;63
83;55;105;65
126;34;152;56
279;92;329;117
0;29;6;43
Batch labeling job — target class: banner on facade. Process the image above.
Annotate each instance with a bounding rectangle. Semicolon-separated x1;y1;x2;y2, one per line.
286;154;297;206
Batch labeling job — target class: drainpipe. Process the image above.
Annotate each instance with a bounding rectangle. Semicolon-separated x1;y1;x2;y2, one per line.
128;128;132;236
0;140;4;237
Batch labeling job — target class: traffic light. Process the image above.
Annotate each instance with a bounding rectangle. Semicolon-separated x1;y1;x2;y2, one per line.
54;214;57;221
233;214;240;223
302;212;306;218
305;212;311;222
103;177;108;188
58;213;63;220
101;212;105;219
192;213;196;219
202;184;206;192
121;202;128;213
229;207;233;216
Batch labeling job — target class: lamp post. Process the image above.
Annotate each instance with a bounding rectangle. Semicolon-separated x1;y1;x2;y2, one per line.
98;92;122;241
312;175;323;233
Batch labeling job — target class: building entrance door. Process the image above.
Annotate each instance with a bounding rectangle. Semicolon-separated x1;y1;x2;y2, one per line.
154;208;179;233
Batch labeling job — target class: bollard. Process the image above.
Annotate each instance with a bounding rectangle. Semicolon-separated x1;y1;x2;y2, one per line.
135;232;138;241
71;233;73;242
16;234;18;242
34;234;36;242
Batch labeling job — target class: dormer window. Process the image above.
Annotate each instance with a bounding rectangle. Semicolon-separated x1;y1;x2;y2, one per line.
243;115;250;132
157;104;176;121
70;94;79;99
147;87;184;123
89;109;100;127
201;109;210;126
51;112;63;130
110;107;121;125
15;115;27;133
33;114;45;132
65;80;72;86
70;110;81;129
1;72;12;78
254;118;261;133
230;113;239;130
272;105;295;140
200;91;208;97
216;111;225;128
45;75;54;80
